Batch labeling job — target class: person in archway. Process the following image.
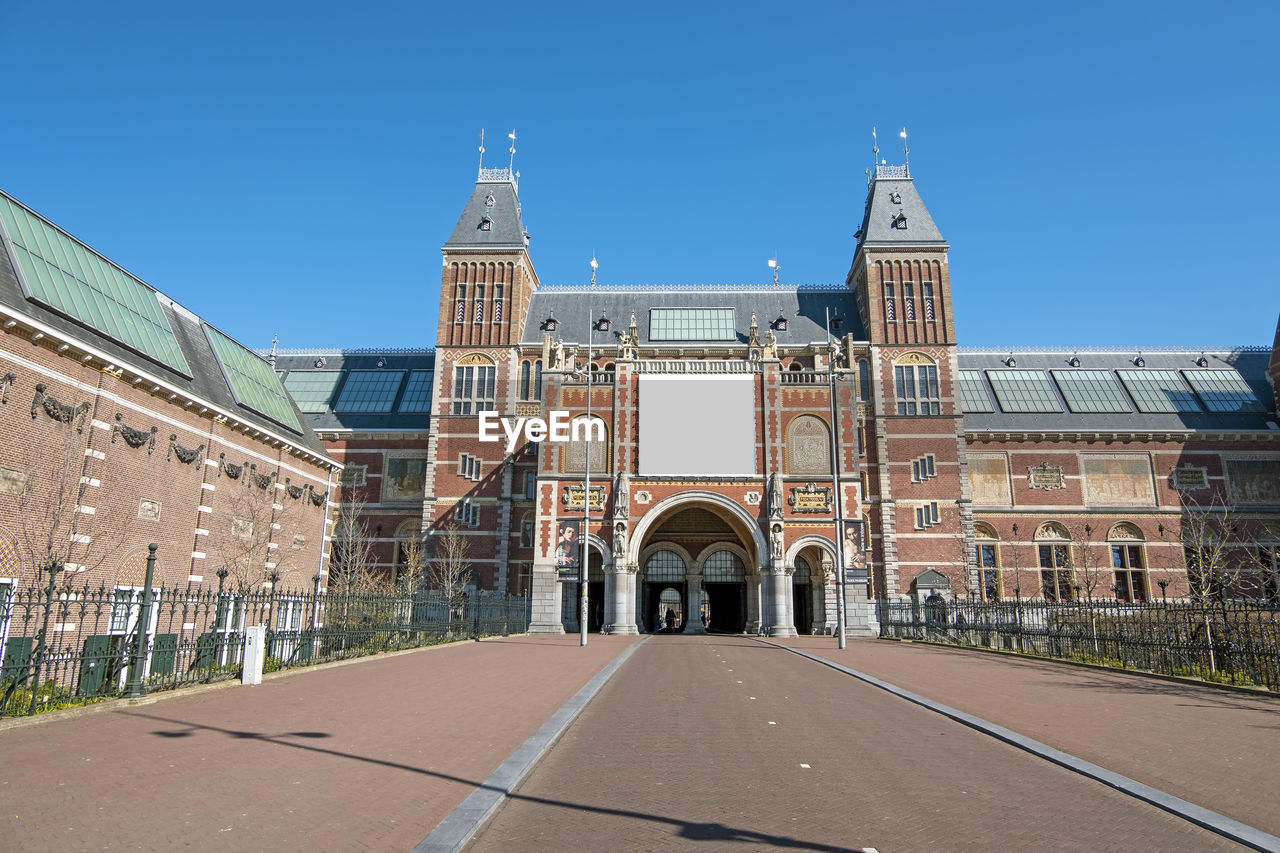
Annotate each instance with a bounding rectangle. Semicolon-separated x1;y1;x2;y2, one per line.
665;607;676;631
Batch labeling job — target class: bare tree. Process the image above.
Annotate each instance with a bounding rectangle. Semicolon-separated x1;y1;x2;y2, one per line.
396;530;425;594
428;523;474;628
328;496;378;594
217;469;298;592
1065;521;1108;603
1176;493;1249;601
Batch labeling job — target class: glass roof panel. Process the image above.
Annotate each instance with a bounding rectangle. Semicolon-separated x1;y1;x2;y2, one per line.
1182;369;1266;413
0;195;192;375
649;307;736;341
282;371;344;413
398;370;434;413
203;325;302;432
1050;369;1132;413
334;370;405;413
1116;370;1201;413
985;370;1063;413
958;370;996;413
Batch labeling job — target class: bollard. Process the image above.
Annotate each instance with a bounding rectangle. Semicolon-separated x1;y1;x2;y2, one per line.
242;625;267;685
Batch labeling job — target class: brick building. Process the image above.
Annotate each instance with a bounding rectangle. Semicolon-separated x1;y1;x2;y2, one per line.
173;159;1280;636
0;190;337;614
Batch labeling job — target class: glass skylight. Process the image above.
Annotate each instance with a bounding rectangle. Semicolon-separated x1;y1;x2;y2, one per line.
958;370;996;413
1181;369;1265;413
398;370;434;413
1116;370;1202;413
1050;369;1132;413
204;325;302;432
334;370;404;413
0;194;191;375
986;370;1063;413
283;371;343;413
649;308;736;341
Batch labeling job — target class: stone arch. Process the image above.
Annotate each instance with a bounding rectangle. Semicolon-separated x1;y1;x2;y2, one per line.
116;550;150;587
1034;521;1070;540
973;520;999;540
893;351;936;366
785;534;836;571
584;532;614;572
638;541;694;578
695;541;754;579
1108;521;1144;541
628;491;766;571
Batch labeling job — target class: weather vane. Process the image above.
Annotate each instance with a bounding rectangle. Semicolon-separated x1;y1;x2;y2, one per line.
478;128;485;173
508;129;517;171
901;127;910;174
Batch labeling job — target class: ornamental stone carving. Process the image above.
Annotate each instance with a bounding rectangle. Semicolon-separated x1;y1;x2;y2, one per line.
31;384;90;433
112;413;158;453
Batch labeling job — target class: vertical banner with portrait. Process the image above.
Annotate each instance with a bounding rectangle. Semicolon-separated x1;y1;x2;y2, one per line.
841;519;868;582
555;519;582;583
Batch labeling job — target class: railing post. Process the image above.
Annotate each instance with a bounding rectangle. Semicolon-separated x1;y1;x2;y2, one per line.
124;544;158;699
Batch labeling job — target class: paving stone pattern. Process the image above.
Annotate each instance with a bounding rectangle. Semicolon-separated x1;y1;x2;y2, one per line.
786;638;1280;838
0;636;635;853
468;636;1247;853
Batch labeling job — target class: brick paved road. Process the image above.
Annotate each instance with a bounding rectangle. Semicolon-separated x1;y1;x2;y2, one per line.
468;635;1247;853
0;635;636;853
784;637;1280;837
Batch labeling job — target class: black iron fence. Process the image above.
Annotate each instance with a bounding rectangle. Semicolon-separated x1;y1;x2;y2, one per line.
877;597;1280;693
0;582;529;717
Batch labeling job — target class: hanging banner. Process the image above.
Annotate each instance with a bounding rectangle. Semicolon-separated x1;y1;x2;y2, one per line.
555;519;582;583
841;519;868;582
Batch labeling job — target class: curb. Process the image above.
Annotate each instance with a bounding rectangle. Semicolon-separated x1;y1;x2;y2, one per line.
761;638;1280;853
411;636;647;853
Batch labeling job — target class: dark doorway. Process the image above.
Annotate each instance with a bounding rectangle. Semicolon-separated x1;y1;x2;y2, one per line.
588;581;604;632
704;582;745;633
793;583;812;634
645;583;684;632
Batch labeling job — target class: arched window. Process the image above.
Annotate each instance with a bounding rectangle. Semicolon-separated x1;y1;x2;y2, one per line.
452;354;496;415
974;521;1001;600
519;512;534;549
1035;522;1073;601
893;353;940;415
533;360;543;397
1108;522;1147;602
645;550;685;582
519;361;532;399
786;415;831;476
793;554;812;582
703;550;745;582
394;519;422;584
857;359;871;402
562;415;608;474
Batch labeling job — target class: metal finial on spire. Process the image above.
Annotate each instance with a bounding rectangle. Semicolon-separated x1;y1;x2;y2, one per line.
872;126;879;164
590;255;598;289
768;256;780;288
268;335;278;367
478;128;486;175
900;127;910;175
508;129;517;171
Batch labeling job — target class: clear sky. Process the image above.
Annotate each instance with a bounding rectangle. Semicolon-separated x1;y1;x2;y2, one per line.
2;2;1277;352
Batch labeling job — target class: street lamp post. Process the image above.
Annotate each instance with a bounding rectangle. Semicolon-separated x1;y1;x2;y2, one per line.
579;257;598;648
825;307;848;649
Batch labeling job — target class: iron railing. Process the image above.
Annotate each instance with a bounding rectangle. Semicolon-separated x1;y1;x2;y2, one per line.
877;597;1280;692
0;583;528;717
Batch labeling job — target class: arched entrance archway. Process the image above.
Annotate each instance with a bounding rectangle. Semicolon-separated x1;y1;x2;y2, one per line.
623;493;765;634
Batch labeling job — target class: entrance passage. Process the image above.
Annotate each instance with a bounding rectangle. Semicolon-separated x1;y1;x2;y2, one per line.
793;555;813;635
645;584;683;632
702;550;746;633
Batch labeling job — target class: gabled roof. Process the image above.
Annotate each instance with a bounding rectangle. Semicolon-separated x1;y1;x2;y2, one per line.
272;349;435;433
443;171;528;251
518;286;866;348
856;169;947;248
0;189;331;460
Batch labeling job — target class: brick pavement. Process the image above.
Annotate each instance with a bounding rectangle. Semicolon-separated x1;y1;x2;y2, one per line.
0;635;636;853
468;635;1246;853
782;637;1280;838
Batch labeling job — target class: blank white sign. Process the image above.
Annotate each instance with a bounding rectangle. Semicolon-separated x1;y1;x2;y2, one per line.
638;375;756;476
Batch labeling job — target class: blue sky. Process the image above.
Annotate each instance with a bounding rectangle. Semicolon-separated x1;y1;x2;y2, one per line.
2;2;1277;352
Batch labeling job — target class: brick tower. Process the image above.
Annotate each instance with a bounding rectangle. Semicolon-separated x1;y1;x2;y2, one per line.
424;164;539;591
846;157;974;600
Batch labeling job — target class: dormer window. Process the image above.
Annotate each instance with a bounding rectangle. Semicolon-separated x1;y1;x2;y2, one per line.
543;315;558;332
479;216;492;231
772;313;788;332
892;213;908;229
484;193;495;207
890;192;902;204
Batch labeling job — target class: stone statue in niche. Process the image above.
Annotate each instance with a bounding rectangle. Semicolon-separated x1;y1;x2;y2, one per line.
771;523;785;560
613;470;629;518
767;471;784;520
613;522;627;559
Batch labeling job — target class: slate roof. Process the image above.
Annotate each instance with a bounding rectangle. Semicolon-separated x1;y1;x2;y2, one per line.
0;189;331;460
957;348;1278;433
272;349;435;433
856;171;947;248
443;172;528;251
519;287;866;348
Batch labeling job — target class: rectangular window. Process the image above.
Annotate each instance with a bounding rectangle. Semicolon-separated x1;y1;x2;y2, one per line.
451;365;496;415
1038;544;1072;601
283;371;344;413
914;501;941;529
987;370;1063;413
1116;370;1201;413
459;454;482;482
525;471;536;499
1051;370;1132;413
648;308;736;341
334;370;405;413
1111;544;1146;602
520;517;534;548
1181;369;1266;413
895;365;940;415
397;370;434;413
